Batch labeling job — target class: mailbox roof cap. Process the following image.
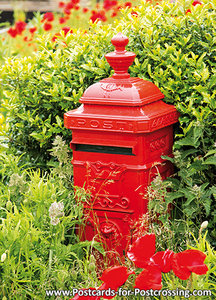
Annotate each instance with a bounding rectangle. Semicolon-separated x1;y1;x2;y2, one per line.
80;77;164;106
80;32;164;106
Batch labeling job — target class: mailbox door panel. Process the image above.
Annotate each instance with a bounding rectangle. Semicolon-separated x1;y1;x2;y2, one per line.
79;209;134;255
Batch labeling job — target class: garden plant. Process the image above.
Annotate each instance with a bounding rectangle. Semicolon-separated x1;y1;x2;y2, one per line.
0;0;216;299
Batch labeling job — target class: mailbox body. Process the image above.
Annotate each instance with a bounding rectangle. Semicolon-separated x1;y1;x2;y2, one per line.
64;75;179;255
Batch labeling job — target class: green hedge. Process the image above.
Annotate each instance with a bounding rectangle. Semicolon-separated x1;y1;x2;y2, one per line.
1;0;216;245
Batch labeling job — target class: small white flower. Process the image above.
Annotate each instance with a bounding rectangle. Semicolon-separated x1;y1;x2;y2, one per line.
49;201;64;218
50;217;60;226
49;201;64;225
1;253;6;262
201;221;208;230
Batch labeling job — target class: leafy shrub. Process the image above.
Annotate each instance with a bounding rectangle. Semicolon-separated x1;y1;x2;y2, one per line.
0;139;103;299
1;0;216;247
1;29;113;167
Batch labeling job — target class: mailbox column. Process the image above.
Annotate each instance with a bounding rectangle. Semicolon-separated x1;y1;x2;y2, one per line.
64;33;179;256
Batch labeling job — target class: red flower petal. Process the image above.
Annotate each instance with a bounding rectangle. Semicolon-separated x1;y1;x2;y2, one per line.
151;249;174;273
90;10;107;23
172;249;208;280
59;17;66;24
29;26;37;34
103;0;117;11
127;234;156;268
43;23;52;31
192;0;202;6
64;7;71;15
52;32;61;42
43;12;54;22
15;21;26;34
111;12;117;18
125;2;132;8
134;264;162;290
67;2;74;9
7;27;18;38
59;1;65;8
83;7;89;13
99;266;134;290
61;26;73;36
131;10;138;17
187;264;208;275
71;0;80;4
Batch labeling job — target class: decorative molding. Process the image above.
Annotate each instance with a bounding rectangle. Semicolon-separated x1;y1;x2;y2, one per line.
65;112;178;133
87;161;126;180
149;135;166;152
100;221;121;246
151;112;177;129
100;83;123;98
122;214;135;229
94;195;130;209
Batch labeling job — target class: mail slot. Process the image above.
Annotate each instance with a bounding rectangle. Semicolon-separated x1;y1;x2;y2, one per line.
64;32;180;257
75;144;135;155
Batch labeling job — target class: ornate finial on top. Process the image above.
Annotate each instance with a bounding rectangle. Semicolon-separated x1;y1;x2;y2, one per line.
105;32;136;79
111;32;129;52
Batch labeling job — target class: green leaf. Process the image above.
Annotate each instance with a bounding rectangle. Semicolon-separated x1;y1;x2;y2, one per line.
203;156;216;166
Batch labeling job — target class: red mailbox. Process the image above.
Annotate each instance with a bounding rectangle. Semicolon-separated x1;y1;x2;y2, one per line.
64;33;179;256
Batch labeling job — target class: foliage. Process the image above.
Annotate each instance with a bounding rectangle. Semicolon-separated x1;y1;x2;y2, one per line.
0;138;103;299
1;0;136;60
1;0;216;246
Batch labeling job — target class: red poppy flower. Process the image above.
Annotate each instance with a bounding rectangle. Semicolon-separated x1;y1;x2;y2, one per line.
29;26;37;34
7;27;18;38
64;7;71;15
61;26;73;36
150;249;174;273
131;10;138;17
67;2;75;9
15;21;26;34
58;1;65;8
127;234;156;268
72;0;80;4
172;249;208;280
98;266;134;298
117;5;123;10
43;23;52;31
23;36;28;42
103;0;117;11
192;0;202;5
83;7;89;13
52;32;61;42
125;2;132;8
134;264;162;290
186;9;191;14
111;12;117;18
75;5;80;10
59;17;66;24
90;10;107;23
43;12;54;22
